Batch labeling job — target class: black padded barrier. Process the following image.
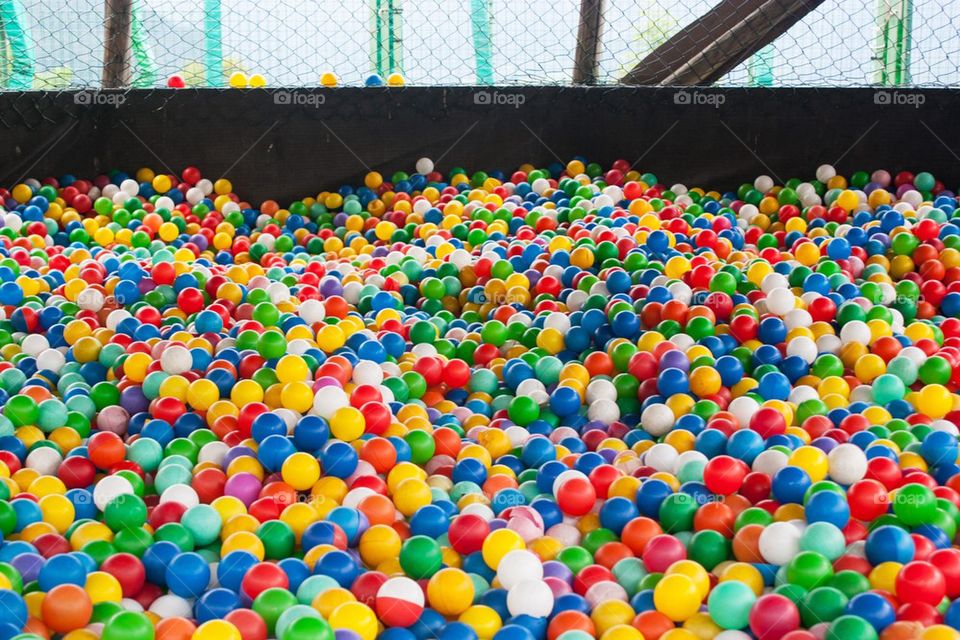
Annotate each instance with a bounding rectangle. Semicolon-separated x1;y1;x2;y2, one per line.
0;87;957;202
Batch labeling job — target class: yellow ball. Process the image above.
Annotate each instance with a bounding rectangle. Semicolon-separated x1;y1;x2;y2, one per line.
330;406;365;441
312;587;355;618
393;478;432;517
320;72;338;87
248;73;266;88
591;600;635;635
459;605;502;640
85;571;123;603
359;524;402;567
427;568;475;616
386;73;405;87
328;601;378;640
481;528;525;570
276;355;309;383
281;451;321;491
228;72;248;88
654;573;702;621
918;384;953;419
193;620;242;640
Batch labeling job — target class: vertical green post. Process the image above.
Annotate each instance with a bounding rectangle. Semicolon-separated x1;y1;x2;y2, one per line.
372;0;401;76
203;0;223;87
876;0;913;85
130;0;155;87
0;0;33;89
748;43;774;86
470;0;493;84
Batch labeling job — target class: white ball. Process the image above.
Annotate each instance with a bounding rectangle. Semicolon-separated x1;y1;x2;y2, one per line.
786;336;818;364
644;443;678;473
641;404;675;437
754;175;774;192
765;288;795;316
160;345;192;374
36;348;66;373
760;273;789;293
816;164;836;183
507;580;554;618
827;443;867;484
377;576;424;608
839;320;871;346
586;379;617;404
20;334;49;356
149;594;193;618
298;299;326;324
160;484;199;509
312;386;348;419
752;449;789;476
758;521;802;565
728;396;760;427
587;399;619;424
497;550;543;589
25;447;62;476
198;441;229;465
93;474;135;511
415;158;435;174
353;361;384;386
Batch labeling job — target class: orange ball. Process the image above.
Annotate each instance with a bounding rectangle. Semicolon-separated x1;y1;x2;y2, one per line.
632;610;675;640
621;517;663;555
156;617;198;640
583;352;614;377
881;621;925;640
358;494;396;527
732;524;764;563
548;610;596;640
693;502;735;536
41;584;93;633
594;541;635;569
360;438;397;474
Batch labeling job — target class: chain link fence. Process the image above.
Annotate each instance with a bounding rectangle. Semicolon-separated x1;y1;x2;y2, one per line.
0;0;958;89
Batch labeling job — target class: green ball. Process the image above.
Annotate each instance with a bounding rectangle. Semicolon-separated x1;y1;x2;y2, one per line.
799;522;846;561
658;493;697;532
556;546;594;574
919;356;952;385
282;616;334;640
687;529;731;571
799;586;848;627
257;520;295;560
399;535;442;578
872;374;906;404
4;395;38;427
404;429;435;465
707;579;756;629
508;396;540;426
252;587;299;637
786;551;834;590
828;570;871;599
275;604;323;640
258;331;287;359
101;611;155;640
104;494;147;532
893;483;937;525
826;615;878;640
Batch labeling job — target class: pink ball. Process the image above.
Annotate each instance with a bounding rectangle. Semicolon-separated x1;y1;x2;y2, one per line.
750;594;800;640
642;534;686;572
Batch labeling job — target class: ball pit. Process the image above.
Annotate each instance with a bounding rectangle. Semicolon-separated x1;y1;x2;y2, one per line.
0;160;957;640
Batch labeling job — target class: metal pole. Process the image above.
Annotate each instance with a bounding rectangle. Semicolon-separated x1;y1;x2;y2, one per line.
573;0;603;84
102;0;131;88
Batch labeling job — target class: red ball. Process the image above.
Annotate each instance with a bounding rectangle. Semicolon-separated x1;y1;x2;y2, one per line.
556;476;597;516
241;562;289;600
225;609;268;640
750;594;800;640
641;534;686;573
895;561;946;606
847;479;889;521
88;431;125;469
750;407;786;439
100;553;146;597
167;74;186;88
703;455;747;495
447;514;489;555
58;456;96;489
351;571;388;607
931;548;960;599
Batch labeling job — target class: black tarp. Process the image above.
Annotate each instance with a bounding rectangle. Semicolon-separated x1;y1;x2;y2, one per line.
0;87;956;202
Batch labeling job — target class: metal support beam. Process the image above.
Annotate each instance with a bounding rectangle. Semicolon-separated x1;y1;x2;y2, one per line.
102;0;132;88
621;0;824;86
573;0;604;84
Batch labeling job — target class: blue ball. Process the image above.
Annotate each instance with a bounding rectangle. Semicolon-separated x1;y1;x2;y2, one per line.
439;622;479;640
166;552;211;598
409;504;450;538
865;525;915;565
314;549;360;587
195;588;241;622
38;553;87;591
599;496;639;535
217;550;260;592
804;490;850;528
293;415;330;452
771;466;812;505
846;591;896;631
0;591;26;629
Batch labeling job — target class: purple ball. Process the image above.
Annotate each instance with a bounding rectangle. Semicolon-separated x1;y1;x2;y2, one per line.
659;350;690;372
224;472;262;506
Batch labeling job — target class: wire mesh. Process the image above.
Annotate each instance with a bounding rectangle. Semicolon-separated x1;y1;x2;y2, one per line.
1;0;958;89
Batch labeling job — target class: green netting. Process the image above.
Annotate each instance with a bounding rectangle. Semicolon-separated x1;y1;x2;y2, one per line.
1;0;956;89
